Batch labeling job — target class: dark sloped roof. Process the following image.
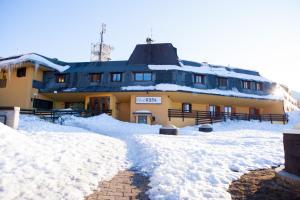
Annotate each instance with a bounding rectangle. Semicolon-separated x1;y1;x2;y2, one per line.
128;43;180;65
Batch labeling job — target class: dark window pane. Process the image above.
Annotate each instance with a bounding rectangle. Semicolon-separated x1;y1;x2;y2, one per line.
90;73;101;82
182;103;192;113
17;67;26;77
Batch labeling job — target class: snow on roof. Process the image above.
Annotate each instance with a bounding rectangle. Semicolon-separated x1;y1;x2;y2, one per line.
133;110;152;114
148;63;269;82
122;84;283;100
0;53;70;72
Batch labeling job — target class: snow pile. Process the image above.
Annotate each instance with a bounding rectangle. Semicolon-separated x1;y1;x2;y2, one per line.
0;53;70;72
63;114;161;139
0;115;127;200
148;64;269;82
122;83;283;100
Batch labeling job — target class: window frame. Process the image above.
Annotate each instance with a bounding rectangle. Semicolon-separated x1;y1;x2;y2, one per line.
194;74;205;84
111;72;122;82
56;74;67;83
217;77;228;87
182;103;192;113
89;73;102;83
134;72;152;82
256;82;263;91
16;67;26;78
242;80;251;90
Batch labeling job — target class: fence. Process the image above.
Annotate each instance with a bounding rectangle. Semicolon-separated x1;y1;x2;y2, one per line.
168;109;288;125
20;109;112;122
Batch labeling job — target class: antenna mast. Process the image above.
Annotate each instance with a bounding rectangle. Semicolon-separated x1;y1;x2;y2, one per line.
90;23;113;61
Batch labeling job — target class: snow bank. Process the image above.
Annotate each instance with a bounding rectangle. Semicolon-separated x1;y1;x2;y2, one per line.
122;83;282;100
148;64;269;82
0;54;69;72
0;115;127;200
62;114;161;139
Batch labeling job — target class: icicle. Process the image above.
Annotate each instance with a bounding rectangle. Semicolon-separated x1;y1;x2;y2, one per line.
7;65;11;81
34;63;39;77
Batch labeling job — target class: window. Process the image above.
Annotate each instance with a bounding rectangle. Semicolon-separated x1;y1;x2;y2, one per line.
217;77;228;87
256;82;263;91
0;79;6;88
56;74;66;83
182;103;192;113
111;73;122;82
17;67;26;77
194;74;205;84
134;72;152;81
224;106;232;116
137;115;147;124
90;73;101;82
209;105;220;116
242;80;251;89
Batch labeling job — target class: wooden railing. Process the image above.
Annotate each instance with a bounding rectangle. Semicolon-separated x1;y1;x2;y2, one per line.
20;109;112;122
168;109;288;125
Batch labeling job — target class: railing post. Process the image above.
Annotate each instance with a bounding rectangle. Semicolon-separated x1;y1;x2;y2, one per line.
168;109;171;121
259;114;262;122
270;114;273;124
182;111;184;121
196;111;199;125
209;111;213;124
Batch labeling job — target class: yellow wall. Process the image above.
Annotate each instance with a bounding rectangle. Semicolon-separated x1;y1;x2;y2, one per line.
130;93;171;126
117;102;130;122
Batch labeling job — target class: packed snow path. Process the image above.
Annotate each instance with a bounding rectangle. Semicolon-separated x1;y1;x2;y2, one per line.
63;112;300;200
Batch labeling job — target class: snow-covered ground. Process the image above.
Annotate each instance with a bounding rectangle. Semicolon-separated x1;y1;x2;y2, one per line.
0;115;127;200
63;112;300;200
1;112;299;200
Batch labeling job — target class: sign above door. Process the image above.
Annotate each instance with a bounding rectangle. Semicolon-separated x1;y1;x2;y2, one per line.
136;97;161;104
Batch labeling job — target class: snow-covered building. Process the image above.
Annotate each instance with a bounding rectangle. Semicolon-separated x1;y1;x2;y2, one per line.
0;43;293;126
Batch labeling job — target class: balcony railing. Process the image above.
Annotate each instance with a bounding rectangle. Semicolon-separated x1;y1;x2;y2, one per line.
168;109;288;125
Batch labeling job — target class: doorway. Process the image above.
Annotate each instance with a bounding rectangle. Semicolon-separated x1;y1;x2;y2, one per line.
89;97;110;115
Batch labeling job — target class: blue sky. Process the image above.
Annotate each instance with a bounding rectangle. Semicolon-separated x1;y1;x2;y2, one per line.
1;0;300;90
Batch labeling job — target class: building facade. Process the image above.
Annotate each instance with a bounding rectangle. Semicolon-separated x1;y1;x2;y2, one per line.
0;43;293;127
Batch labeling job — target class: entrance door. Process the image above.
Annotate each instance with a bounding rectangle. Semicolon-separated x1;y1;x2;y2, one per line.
89;97;110;115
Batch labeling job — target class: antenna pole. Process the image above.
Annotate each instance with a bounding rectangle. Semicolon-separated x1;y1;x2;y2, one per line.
99;23;106;61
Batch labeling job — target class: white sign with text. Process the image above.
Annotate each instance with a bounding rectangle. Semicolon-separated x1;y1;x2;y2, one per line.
136;97;162;104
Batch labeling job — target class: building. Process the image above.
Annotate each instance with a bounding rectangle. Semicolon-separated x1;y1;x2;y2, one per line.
0;43;293;127
279;84;299;112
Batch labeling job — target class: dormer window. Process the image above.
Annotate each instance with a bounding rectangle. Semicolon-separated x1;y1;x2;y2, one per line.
56;74;66;83
217;77;228;87
256;82;263;91
90;73;101;82
17;67;26;77
242;80;251;89
134;72;152;81
111;73;122;82
194;74;205;84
